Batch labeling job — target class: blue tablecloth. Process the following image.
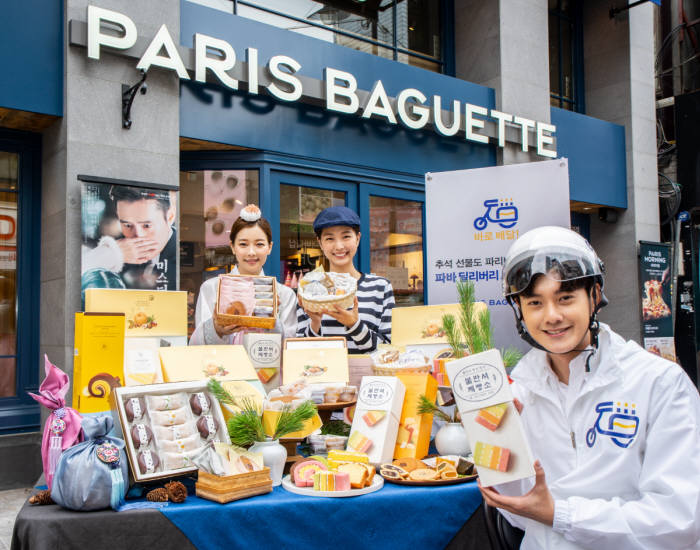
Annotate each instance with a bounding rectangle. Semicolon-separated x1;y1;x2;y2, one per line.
162;480;483;550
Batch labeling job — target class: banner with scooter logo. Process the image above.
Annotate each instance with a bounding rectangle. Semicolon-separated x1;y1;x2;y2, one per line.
425;159;571;350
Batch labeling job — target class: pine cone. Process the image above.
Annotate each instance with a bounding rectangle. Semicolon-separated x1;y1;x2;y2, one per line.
146;488;168;502
29;489;53;505
164;481;187;503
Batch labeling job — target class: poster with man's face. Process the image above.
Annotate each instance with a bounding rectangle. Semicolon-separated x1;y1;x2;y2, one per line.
81;181;178;297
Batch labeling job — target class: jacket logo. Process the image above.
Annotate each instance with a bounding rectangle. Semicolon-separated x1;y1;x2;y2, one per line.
586;401;639;449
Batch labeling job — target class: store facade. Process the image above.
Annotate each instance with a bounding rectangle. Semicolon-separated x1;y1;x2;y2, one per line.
0;0;657;487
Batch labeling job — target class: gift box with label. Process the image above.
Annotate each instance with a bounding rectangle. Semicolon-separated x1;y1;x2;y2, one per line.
282;347;349;385
445;349;535;487
84;289;187;337
73;312;125;413
348;376;405;465
243;332;281;392
394;373;438;460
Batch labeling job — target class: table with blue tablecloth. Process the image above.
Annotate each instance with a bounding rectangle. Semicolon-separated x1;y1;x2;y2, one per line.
12;479;492;550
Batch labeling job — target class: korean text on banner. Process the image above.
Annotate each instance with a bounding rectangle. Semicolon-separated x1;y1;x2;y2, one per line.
425;159;571;350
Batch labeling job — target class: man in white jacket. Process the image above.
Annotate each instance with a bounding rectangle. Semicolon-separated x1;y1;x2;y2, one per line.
479;226;700;550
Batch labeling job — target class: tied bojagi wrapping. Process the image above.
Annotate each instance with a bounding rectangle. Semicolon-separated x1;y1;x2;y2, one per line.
27;355;84;489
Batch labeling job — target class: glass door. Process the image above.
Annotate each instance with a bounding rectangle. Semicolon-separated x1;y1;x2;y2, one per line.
360;185;425;305
0;152;18;398
270;171;357;283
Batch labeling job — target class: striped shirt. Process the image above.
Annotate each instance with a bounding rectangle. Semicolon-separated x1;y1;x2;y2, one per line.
296;273;394;354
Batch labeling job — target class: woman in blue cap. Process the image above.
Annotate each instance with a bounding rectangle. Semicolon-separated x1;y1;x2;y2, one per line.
296;205;394;353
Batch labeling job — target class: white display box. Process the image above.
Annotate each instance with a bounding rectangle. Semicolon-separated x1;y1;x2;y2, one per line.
446;349;535;487
348;376;405;465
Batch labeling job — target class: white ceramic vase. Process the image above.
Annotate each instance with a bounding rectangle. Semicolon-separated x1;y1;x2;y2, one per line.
434;422;471;456
249;438;287;486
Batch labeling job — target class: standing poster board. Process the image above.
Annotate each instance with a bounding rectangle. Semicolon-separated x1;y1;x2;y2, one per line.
638;241;676;361
425;159;571;350
80;176;179;298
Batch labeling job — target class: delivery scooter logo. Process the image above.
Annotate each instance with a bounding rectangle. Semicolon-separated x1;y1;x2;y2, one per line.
586;401;640;449
473;199;519;230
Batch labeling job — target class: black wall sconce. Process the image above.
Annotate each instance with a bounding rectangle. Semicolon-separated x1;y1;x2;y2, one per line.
122;69;148;129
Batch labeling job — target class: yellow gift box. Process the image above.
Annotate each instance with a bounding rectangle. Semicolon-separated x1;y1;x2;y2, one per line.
159;345;258;383
84;288;187;337
262;409;322;439
73;312;125;413
394;373;438;460
282;347;349;385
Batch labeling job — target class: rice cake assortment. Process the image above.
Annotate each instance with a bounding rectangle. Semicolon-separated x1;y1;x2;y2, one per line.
215;274;278;327
111;381;231;482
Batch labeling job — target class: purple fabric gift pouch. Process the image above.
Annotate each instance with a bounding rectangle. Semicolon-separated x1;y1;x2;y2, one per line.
28;355;84;489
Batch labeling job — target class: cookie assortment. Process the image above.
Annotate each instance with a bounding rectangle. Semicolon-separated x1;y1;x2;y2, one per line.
114;382;230;482
379;456;475;484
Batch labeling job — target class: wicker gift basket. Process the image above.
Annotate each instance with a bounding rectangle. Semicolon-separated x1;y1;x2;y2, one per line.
297;269;356;313
214;274;278;330
370;348;432;376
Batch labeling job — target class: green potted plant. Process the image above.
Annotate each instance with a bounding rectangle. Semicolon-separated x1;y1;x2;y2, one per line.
207;379;317;486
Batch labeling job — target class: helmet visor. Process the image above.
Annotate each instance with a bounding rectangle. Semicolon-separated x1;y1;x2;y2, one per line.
504;250;600;296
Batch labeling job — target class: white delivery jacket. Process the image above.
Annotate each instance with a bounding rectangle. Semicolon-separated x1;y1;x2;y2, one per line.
500;323;700;550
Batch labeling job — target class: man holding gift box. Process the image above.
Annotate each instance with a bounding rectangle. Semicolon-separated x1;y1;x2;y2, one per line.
479;226;700;550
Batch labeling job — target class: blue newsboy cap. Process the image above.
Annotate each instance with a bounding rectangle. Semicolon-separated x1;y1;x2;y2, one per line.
313;206;361;232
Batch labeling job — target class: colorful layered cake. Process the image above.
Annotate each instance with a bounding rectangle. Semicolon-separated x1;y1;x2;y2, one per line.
348;431;373;453
473;441;510;472
475;403;509;431
313;471;351;492
256;368;278;384
362;410;386;426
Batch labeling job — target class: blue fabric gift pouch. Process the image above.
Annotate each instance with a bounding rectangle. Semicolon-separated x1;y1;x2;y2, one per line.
51;415;128;511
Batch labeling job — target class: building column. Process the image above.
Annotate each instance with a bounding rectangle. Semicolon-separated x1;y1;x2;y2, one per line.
584;1;658;342
40;0;181;393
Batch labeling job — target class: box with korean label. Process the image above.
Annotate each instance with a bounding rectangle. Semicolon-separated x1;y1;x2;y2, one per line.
348;376;405;465
243;332;281;392
111;380;231;483
73;312;125;413
446;349;534;487
394;374;438;460
84;288;187;337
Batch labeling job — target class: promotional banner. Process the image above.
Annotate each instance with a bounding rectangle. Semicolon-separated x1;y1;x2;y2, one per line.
425;159;571;350
81;179;178;297
638;241;676;361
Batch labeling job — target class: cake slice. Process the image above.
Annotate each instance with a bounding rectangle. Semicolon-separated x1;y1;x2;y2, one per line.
475;403;509;431
473;441;510;472
337;462;369;489
327;449;369;469
256;368;278;384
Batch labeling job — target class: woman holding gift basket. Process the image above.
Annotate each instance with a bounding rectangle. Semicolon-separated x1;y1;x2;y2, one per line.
296;206;395;353
190;205;297;345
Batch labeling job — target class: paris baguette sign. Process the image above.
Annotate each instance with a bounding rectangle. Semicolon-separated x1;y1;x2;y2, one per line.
71;5;557;157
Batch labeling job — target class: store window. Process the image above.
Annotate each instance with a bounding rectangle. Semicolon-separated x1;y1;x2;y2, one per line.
549;0;583;112
188;0;445;73
0;153;18;398
179;169;260;337
278;184;346;286
369;196;423;306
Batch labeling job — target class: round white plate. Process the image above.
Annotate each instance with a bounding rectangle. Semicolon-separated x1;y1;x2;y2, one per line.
281;473;384;497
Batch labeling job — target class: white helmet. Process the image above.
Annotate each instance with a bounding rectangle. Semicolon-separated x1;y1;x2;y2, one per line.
503;226;605;299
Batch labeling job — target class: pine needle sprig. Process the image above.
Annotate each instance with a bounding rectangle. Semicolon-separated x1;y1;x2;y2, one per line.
226;410;266;447
272;400;317;440
478;309;494;352
442;313;465;358
417;394;455;423
501;347;523;368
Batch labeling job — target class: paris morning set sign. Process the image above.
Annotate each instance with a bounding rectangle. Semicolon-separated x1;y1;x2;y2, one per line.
80;5;557;158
